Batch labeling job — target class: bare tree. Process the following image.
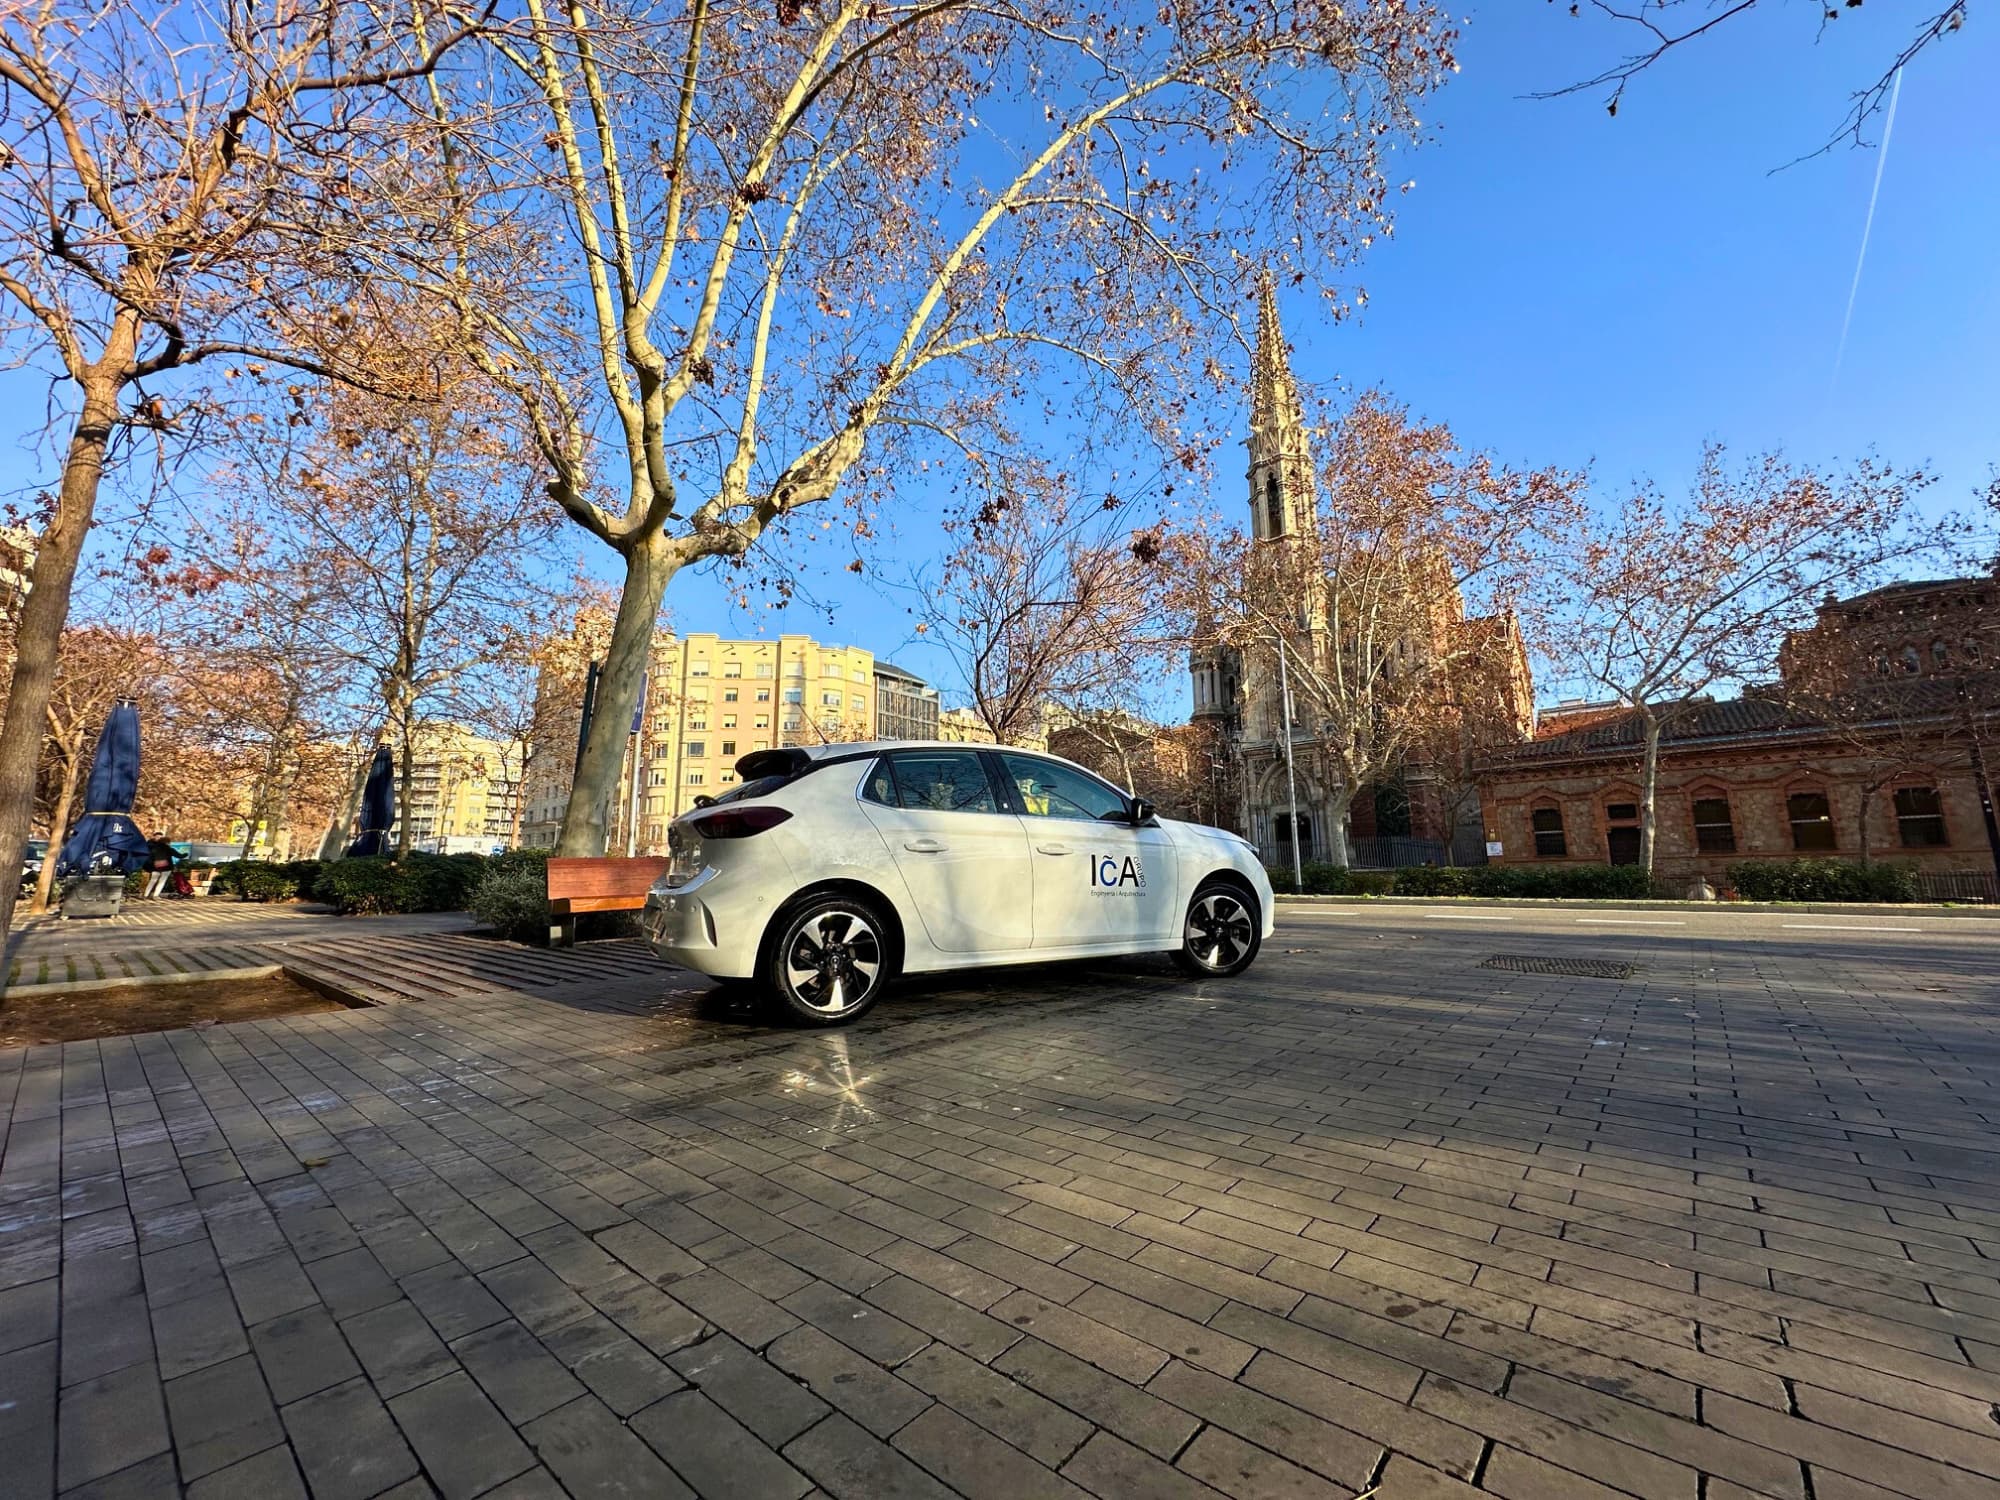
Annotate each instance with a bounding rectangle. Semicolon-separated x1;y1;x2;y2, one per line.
1545;446;1963;872
29;627;159;912
1185;392;1577;866
453;581;621;848
1541;0;1969;153
403;0;1458;854
189;374;558;856
0;0;482;937
923;479;1174;747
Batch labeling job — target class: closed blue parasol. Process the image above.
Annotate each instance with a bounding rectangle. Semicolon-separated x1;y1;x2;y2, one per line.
346;744;396;857
56;701;152;878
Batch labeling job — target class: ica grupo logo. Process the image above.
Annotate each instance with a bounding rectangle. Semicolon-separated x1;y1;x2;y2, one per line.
1089;853;1146;893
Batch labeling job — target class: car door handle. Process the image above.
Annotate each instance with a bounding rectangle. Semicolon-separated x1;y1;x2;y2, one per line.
1036;843;1072;855
903;839;947;854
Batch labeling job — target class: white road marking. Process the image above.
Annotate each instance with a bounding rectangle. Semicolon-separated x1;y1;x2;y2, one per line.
1574;918;1686;926
1781;923;1924;933
1423;913;1515;921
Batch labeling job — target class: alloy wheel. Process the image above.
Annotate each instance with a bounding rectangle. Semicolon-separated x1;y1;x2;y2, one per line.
1185;891;1253;971
783;908;884;1015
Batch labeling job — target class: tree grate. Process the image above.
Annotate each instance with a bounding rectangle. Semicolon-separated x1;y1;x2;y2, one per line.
1480;954;1638;979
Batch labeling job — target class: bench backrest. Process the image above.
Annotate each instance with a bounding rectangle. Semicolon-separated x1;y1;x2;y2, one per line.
545;856;672;904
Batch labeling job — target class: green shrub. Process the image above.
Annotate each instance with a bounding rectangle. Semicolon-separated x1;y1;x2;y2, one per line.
211;858;324;902
488;847;551;877
1393;863;1660;899
1347;871;1396;896
468;862;551;944
318;857;402;914
1726;859;1916;903
313;851;497;914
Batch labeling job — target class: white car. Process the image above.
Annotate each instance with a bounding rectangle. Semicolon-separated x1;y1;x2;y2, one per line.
642;741;1273;1025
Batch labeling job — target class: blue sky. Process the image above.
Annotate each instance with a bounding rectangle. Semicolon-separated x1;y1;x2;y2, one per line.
677;3;1998;705
10;4;1994;714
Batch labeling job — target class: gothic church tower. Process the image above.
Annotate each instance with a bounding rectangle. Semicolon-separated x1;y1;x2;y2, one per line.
1247;275;1316;545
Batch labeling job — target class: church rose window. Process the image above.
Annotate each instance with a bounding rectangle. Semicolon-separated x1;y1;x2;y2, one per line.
1530;805;1566;858
1691;796;1736;854
1894;786;1948;848
1787;791;1836;851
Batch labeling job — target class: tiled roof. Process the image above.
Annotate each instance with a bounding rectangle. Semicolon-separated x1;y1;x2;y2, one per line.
1490;677;1990;765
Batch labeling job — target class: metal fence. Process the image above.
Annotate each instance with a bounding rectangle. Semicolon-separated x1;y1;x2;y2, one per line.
1913;870;2000;904
1255;833;1492;871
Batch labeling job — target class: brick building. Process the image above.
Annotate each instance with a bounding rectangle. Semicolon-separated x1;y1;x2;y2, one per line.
1477;579;2000;891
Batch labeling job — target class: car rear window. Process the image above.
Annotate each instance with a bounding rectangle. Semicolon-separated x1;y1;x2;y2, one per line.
708;774;792;805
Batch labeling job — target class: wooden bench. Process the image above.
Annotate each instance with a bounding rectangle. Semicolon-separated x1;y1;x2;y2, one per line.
546;856;671;947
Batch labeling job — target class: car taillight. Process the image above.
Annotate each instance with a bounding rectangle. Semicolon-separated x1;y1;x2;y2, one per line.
688;805;793;839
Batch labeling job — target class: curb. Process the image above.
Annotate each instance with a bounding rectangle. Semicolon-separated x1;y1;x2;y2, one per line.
1272;894;2000;920
3;962;378;1005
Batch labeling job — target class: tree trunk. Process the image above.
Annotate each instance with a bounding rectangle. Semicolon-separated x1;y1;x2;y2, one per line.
507;742;531;849
397;721;415;858
558;535;675;856
1324;784;1353;868
317;752;373;860
1638;713;1662;872
0;360;129;951
29;748;84;915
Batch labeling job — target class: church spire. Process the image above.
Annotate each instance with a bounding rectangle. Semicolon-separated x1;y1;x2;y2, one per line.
1247;271;1313;543
1251;272;1305;443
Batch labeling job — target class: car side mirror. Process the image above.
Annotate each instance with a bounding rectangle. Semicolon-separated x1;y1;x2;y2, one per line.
1129;798;1156;825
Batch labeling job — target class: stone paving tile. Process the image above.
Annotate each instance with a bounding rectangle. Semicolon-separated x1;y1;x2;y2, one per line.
10;906;2000;1496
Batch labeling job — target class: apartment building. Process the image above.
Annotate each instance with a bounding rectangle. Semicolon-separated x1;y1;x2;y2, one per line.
398;723;523;849
625;633;876;842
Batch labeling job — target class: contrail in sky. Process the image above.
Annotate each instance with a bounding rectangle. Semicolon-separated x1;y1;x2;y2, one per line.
1831;67;1903;388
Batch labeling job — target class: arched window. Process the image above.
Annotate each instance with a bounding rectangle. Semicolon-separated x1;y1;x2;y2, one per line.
1894;786;1948;847
1691;793;1736;853
1265;473;1284;538
1603;799;1640;865
1899;644;1921;675
1530;804;1567;858
1787;789;1836;851
1931;639;1951;669
1965;638;1985;665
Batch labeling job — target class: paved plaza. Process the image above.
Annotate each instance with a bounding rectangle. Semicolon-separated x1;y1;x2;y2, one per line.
5;900;2000;1499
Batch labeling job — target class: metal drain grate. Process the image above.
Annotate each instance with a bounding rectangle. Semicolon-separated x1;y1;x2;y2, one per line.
1480;954;1638;979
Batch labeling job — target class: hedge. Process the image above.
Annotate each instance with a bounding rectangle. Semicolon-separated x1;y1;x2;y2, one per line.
1268;862;1664;900
1266;863;1394;896
214;859;323;902
1726;859;1917;904
303;851;517;915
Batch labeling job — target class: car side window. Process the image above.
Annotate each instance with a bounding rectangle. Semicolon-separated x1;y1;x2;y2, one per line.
882;752;998;814
999;754;1128;822
860;758;898;806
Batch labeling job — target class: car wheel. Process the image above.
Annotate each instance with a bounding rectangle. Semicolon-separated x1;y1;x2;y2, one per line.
765;894;893;1026
1174;880;1261;978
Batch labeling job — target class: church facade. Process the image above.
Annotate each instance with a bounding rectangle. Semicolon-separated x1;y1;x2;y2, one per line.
1189;282;1532;868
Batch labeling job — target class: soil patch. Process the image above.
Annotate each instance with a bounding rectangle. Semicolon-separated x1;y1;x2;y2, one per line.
0;970;351;1047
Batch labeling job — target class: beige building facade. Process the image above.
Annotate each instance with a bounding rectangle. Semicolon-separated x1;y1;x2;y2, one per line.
632;633;877;843
521;631;894;850
400;723;523;850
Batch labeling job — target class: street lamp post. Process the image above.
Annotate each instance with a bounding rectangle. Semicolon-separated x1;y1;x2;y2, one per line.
1275;633;1303;891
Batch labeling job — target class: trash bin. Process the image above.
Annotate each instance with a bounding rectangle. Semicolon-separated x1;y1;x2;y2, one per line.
61;873;127;919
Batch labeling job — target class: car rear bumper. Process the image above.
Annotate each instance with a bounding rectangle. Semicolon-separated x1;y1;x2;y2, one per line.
641;866;772;979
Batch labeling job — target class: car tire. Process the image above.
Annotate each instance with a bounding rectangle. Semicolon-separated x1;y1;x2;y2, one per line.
763;892;894;1026
1174;879;1262;978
